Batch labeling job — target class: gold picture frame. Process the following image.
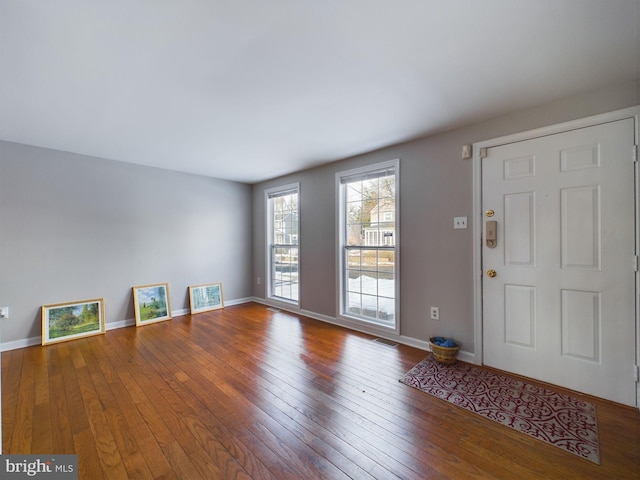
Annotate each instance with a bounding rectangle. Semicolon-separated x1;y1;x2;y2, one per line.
42;298;106;345
133;283;172;326
189;283;224;314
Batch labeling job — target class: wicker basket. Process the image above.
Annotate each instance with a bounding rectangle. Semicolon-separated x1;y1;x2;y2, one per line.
429;337;460;364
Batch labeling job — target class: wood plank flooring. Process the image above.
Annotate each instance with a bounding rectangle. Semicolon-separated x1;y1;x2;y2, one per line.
3;302;639;479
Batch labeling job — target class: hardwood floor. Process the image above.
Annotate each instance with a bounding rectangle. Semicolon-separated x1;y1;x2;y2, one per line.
3;302;639;479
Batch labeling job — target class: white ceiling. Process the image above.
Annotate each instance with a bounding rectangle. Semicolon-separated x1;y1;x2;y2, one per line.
1;1;639;183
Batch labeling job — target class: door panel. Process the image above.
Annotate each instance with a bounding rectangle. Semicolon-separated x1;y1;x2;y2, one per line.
482;118;636;406
504;284;535;348
504;192;535;266
561;186;600;269
561;289;600;361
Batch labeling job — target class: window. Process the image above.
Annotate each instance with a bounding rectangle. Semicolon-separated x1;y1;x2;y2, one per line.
266;184;299;304
337;160;398;330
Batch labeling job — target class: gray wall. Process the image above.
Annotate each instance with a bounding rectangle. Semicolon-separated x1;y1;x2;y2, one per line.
0;142;252;346
2;80;637;350
252;80;640;354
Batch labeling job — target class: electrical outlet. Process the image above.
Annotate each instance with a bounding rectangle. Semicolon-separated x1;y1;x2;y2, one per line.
0;307;8;319
454;217;467;229
257;277;261;285
430;307;439;320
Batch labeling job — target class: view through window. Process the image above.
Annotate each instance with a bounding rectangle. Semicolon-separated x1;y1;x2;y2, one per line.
338;161;398;328
267;185;299;303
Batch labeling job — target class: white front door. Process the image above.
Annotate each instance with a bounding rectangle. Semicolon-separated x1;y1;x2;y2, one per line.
482;118;636;406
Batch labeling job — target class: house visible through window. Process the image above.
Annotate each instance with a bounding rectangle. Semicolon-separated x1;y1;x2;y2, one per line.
267;184;299;304
337;160;398;330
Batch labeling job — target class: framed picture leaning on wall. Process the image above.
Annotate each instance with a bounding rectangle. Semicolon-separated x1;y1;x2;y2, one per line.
42;298;106;345
133;283;172;326
189;282;224;314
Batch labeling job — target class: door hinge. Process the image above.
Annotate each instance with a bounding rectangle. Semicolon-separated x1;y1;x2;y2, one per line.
633;144;638;162
480;148;488;159
634;255;638;272
635;365;639;383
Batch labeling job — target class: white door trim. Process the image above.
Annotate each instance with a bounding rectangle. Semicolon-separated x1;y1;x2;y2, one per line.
472;106;640;407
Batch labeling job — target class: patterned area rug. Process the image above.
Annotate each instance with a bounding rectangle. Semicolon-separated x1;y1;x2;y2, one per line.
400;356;600;464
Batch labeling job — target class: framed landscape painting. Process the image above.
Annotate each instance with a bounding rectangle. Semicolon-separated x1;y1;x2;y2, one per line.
42;298;106;345
133;283;172;326
189;282;224;314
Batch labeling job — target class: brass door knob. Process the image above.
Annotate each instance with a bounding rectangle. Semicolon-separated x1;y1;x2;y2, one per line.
487;269;497;278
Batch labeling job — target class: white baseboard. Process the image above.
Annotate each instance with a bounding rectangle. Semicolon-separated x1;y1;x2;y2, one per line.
224;297;254;307
0;336;41;352
106;318;135;330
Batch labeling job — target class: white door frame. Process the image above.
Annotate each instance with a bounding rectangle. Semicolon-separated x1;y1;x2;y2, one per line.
472;106;640;408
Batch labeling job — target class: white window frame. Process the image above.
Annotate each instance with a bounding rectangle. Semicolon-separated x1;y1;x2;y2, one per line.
266;183;300;306
336;159;400;334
